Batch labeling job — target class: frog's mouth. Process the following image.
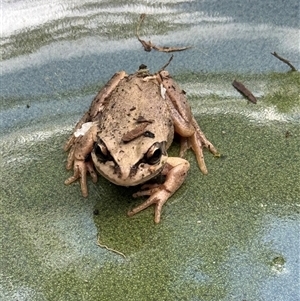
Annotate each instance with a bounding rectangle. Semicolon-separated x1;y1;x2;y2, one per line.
91;141;168;186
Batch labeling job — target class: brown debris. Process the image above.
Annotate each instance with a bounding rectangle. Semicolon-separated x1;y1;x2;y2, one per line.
285;131;291;138
271;52;297;72
232;80;257;104
136;14;192;53
135;115;154;124
122;121;153;143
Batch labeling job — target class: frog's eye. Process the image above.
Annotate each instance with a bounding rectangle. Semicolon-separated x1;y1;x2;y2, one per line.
93;141;111;163
146;142;165;165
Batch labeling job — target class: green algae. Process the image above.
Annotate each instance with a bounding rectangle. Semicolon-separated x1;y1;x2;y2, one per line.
262;71;300;112
2;0;300;298
1;91;299;300
1;11;189;61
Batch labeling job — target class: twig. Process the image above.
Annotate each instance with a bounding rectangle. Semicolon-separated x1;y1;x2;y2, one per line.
159;55;174;72
232;80;257;104
136;14;192;53
122;122;152;143
92;185;126;258
271;52;297;71
150;44;192;53
96;234;126;258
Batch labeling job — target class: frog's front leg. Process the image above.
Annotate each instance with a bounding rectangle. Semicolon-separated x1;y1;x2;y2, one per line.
64;124;98;197
128;157;190;223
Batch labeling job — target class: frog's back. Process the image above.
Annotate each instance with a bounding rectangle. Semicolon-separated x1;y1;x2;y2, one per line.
99;73;173;144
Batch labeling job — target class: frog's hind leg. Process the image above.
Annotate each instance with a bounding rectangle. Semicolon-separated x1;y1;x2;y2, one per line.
188;116;219;174
158;69;219;173
64;71;127;151
191;116;219;156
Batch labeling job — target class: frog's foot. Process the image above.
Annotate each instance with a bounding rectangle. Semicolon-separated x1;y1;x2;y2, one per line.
128;158;190;223
64;160;98;197
191;117;218;157
178;118;219;174
129;185;170;223
189;117;219;174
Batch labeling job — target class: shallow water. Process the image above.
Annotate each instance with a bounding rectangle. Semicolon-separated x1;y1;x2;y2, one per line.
1;1;299;300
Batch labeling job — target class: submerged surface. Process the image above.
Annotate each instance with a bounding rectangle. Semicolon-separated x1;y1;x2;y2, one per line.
1;0;299;300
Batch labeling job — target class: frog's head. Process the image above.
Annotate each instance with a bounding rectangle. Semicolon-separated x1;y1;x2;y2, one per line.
91;138;168;186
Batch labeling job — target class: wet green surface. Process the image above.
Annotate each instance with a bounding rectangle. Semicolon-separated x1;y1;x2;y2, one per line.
1;72;299;300
1;1;300;300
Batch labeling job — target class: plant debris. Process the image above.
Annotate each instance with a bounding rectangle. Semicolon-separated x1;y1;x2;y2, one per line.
135;115;154;124
232;80;257;104
159;54;174;72
122;119;154;143
271;52;297;72
136;14;192;53
97;234;126;258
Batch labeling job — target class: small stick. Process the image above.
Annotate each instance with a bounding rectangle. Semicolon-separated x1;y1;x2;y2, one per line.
159;55;174;72
271;52;297;71
92;185;126;258
136;14;192;53
232;80;257;104
122;122;152;143
135;116;154;123
151;44;192;53
97;234;126;258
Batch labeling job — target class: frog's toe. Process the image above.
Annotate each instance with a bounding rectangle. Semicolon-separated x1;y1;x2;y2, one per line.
64;164;80;185
179;137;190;158
86;160;98;183
132;183;160;197
79;170;88;197
64;161;90;197
64;135;75;152
128;187;170;223
65;146;75;170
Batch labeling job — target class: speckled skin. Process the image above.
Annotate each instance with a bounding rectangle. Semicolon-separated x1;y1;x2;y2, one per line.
64;67;218;223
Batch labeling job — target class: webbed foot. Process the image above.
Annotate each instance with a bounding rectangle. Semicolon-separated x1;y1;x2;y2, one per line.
128;158;189;223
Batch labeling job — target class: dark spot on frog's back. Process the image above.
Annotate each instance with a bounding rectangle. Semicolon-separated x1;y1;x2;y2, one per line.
143;131;155;138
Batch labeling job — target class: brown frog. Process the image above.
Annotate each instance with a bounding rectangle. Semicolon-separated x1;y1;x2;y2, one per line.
64;65;218;223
